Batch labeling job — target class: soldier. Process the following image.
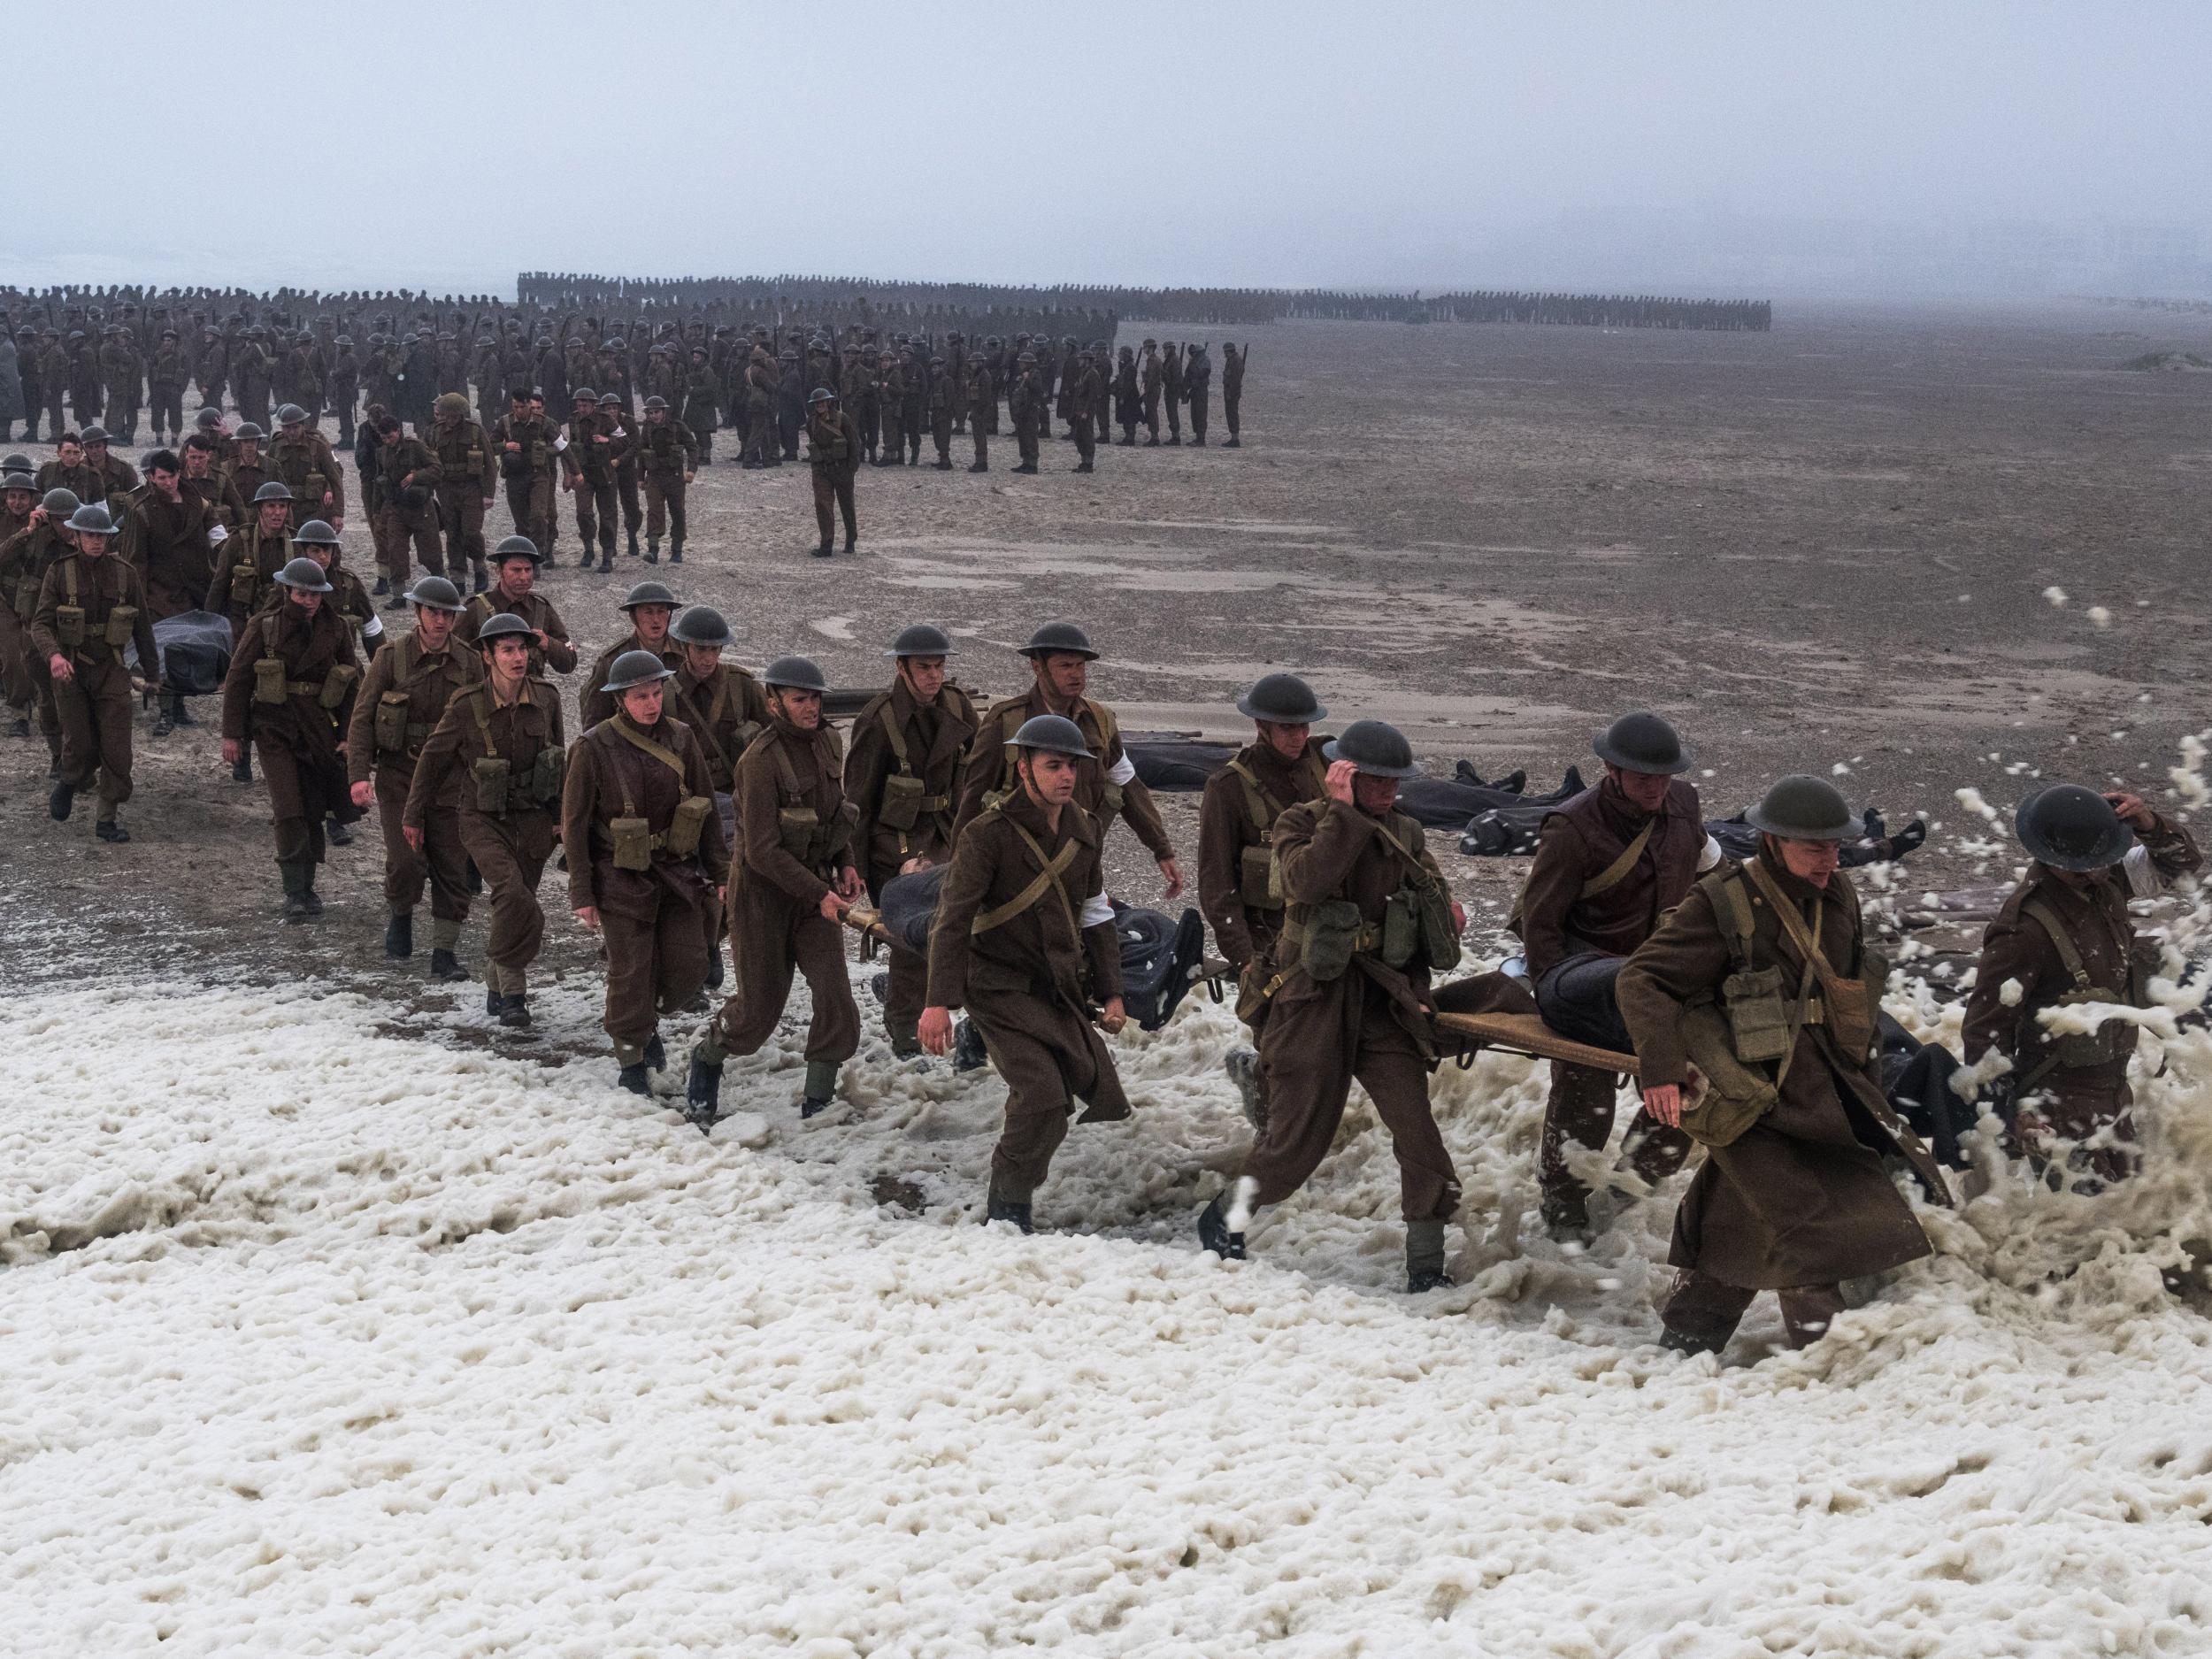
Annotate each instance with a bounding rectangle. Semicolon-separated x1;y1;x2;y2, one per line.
683;655;862;1125
873;349;905;468
219;557;365;918
123;450;219;737
1619;775;1953;1354
428;391;496;594
1962;784;2202;1190
803;388;860;559
777;349;806;461
4;487;80;759
1196;720;1467;1289
1112;345;1140;446
917;713;1132;1230
407;612;566;1026
741;334;781;471
926;356;956;470
564;648;728;1092
180;433;246;533
39;330;69;441
1067;348;1101;473
277;519;385;676
603;390;645;562
666;604;770;990
492;388;559;563
1160;341;1184;444
1009;352;1042;474
31;502;157;842
1510;712;1703;1239
67;330;101;427
346;574;480;972
228;422;273;504
149;328;186;443
36;433;103;503
844;624;981;1055
99;326;143;442
580;580;683;730
231;329;273;428
901;342;926;465
1184;343;1211;446
271;403;345;532
455;535;578;679
954;623;1183;901
13;328;41;444
371;416;444;595
635;396;697;565
1220;342;1247;447
208;481;297;641
328;336;360;446
964;351;993;472
0;473;40;728
1196;674;1330;1131
558;386;616;572
681;344;719;467
841;342;879;465
81;425;140;503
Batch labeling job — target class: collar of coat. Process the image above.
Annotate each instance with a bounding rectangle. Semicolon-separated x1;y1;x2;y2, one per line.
999;782;1097;851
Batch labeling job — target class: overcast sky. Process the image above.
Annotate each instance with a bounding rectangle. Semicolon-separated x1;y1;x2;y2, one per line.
13;0;2208;295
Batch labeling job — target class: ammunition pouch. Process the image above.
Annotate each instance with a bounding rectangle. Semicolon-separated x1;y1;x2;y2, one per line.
1239;842;1280;910
104;604;137;650
776;803;819;863
252;655;288;705
1380;890;1419;970
1719;965;1793;1064
2044;988;2133;1071
879;772;928;833
524;743;564;808
230;560;260;604
318;663;359;711
666;795;712;859
610;814;654;872
55;603;86;650
303;470;326;504
1677;999;1782;1148
500;448;531;480
1296;899;1372;984
472;755;511;814
373;691;413;756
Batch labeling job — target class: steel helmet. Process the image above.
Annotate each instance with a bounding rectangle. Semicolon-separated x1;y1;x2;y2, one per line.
671;606;731;648
619;580;680;611
2016;784;2134;872
1324;719;1420;780
809;387;836;404
292;518;340;547
492;534;542;565
64;502;117;536
762;655;828;693
1019;621;1097;660
1010;714;1092;757
275;403;309;426
473;611;536;646
41;488;81;518
405;575;465;612
234;422;265;441
887;623;956;658
1743;775;1856;841
80;424;110;445
1593;711;1693;776
642;395;669;411
274;556;334;593
601;649;676;694
3;472;35;495
1236;672;1326;724
434;392;470;419
252;480;294;503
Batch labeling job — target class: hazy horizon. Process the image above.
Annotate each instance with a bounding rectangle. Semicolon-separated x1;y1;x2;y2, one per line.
13;0;2209;301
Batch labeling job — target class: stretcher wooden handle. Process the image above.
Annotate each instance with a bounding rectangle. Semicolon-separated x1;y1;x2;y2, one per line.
838;902;902;951
1432;1010;1640;1076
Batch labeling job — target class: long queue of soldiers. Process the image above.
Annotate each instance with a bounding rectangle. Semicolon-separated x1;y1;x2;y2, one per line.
6;433;2199;1348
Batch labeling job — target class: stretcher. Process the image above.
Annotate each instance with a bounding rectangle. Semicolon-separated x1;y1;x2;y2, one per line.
1432;1010;1640;1075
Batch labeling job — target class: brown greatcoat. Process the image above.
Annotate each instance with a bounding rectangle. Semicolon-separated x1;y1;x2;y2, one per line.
1240;797;1460;1222
204;519;293;634
669;661;770;796
580;629;683;731
30;549;159;811
710;715;863;1068
926;787;1128;1202
1514;775;1704;1217
407;675;566;991
455;587;579;677
124;486;217;621
270;428;347;523
1196;735;1328;973
1617;849;1951;1294
953;686;1174;862
1961;814;2201;1181
346;627;481;922
219;598;364;866
563;710;729;1056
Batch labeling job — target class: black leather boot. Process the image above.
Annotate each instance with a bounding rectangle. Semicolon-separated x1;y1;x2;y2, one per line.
385;910;414;959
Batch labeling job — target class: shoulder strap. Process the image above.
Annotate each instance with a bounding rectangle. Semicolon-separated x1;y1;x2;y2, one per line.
971;817;1083;937
608;714;687;781
1706;864;1758;972
1579;819;1655;902
1223;757;1275;837
878;698;915;775
1369;812;1437;888
2020;897;2095;992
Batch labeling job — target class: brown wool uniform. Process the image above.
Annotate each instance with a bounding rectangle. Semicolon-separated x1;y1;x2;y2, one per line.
3;522;73;744
493;411;560;552
30;551;158;817
637;418;696;542
219;602;365;867
1240;799;1461;1223
227;451;274;509
1617;850;1951;1348
562;410;618;559
455;588;578;679
926;789;1128;1204
431;417;497;576
955;688;1174;865
205;521;293;637
346;630;483;925
845;678;981;1044
374;435;444;588
581;632;683;731
1196;737;1328;1046
668;659;770;958
271;429;346;526
709;716;863;1069
564;712;729;1059
182;471;248;534
126;487;218;622
807;406;861;548
408;677;566;995
1961;815;2202;1184
1515;779;1701;1216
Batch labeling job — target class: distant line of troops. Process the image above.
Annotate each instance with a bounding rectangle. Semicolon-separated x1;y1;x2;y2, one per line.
12;481;2192;1349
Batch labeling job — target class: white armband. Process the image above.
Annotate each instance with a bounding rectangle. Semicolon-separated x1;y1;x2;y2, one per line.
207;522;228;546
361;611;384;640
1079;892;1114;928
2123;841;2163;897
1696;833;1724;872
553;434;568;453
1105;751;1136;787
